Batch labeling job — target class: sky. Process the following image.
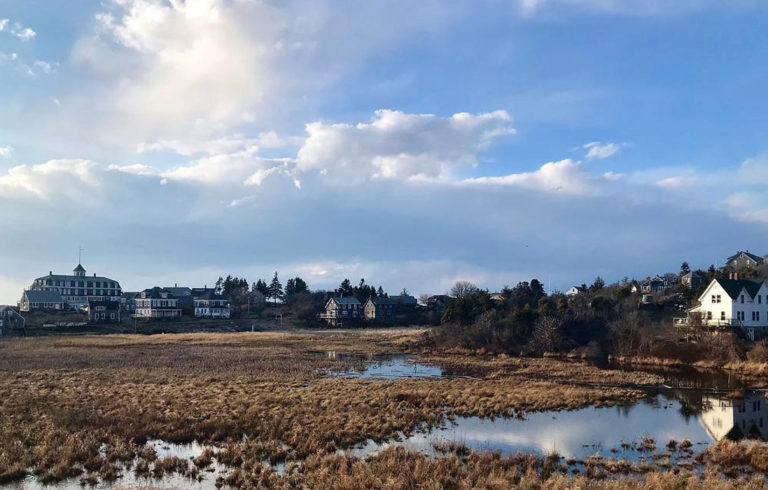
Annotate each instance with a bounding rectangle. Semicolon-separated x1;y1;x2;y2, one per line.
1;0;768;303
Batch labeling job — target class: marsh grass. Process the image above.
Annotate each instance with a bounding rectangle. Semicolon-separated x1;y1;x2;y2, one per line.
0;330;762;488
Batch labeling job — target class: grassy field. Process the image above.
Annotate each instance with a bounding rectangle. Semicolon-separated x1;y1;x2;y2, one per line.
0;329;764;488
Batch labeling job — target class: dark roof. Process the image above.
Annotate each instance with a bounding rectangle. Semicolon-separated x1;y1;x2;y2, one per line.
715;278;765;300
164;287;192;297
139;287;178;299
726;251;764;264
24;290;64;303
390;295;417;305
33;273;120;285
73;264;86;272
368;297;396;306
331;297;361;305
193;289;229;301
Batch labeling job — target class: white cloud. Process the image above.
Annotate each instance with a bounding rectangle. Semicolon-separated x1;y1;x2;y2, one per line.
655;175;698;189
0;146;13;158
0;19;36;41
65;0;462;151
724;192;768;224
138;131;299;157
738;155;768;185
0;159;102;200
460;159;607;196
108;163;159;176
161;149;293;187
32;60;58;75
297;109;515;183
583;141;622;160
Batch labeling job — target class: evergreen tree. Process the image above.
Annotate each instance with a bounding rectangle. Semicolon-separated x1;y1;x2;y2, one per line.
292;277;308;294
680;262;691;276
268;272;283;305
337;278;353;297
255;279;269;297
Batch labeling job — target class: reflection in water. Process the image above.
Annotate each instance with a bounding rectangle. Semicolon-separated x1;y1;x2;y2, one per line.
329;353;444;379
701;393;768;441
345;391;768;463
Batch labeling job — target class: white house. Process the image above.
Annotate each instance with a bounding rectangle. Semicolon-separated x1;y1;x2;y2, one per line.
134;287;182;319
192;289;231;319
685;274;768;339
566;286;587;296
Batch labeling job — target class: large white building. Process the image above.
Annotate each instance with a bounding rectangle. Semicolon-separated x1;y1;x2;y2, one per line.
22;263;122;310
686;275;768;339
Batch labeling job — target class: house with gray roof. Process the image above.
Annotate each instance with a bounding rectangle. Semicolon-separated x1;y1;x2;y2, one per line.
19;290;65;312
192;288;231;318
134;287;181;319
364;297;397;324
726;251;765;269
321;297;362;326
0;306;24;333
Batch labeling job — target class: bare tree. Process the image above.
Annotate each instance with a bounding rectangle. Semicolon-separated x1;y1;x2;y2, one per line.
528;315;563;354
450;281;479;299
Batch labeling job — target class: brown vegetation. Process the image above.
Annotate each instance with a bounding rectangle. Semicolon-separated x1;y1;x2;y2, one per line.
0;329;764;489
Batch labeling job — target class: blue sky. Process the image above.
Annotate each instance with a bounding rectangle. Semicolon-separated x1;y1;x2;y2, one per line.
1;0;767;302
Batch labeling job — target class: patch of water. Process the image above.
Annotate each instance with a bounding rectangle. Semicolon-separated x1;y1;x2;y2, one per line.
343;391;768;464
328;353;445;379
1;440;231;490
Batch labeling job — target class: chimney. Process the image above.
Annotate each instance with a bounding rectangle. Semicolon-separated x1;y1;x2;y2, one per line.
49;271;52;275
175;283;177;287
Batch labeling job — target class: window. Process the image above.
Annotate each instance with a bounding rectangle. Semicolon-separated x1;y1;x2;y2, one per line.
721;311;726;321
741;295;745;304
707;312;712;320
754;400;761;411
716;295;722;304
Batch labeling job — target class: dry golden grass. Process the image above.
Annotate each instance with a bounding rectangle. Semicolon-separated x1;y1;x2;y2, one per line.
0;329;754;488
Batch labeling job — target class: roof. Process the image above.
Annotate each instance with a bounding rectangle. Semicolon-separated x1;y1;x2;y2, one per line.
193;289;229;301
390;295;417;305
73;264;86;272
33;273;120;285
23;290;64;303
122;292;139;299
164;287;192;297
726;251;764;264
714;278;765;300
331;297;361;305
139;287;179;299
368;297;396;305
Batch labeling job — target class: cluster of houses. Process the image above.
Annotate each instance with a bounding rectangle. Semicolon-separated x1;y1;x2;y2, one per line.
5;250;768;337
15;263;231;324
321;294;419;326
